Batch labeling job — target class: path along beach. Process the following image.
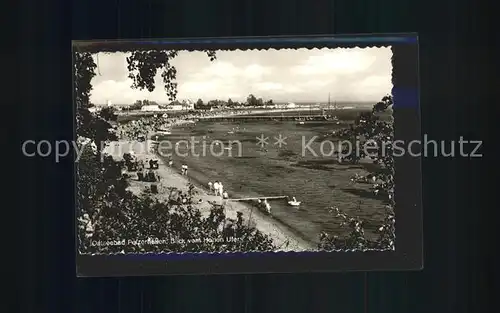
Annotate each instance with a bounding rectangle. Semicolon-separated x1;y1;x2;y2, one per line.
102;138;316;252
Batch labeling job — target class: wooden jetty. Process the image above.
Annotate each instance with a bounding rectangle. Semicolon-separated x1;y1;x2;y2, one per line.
228;196;288;201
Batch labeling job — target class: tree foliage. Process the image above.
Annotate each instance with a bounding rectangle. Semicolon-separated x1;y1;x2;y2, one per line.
99;106;117;121
74;47;395;253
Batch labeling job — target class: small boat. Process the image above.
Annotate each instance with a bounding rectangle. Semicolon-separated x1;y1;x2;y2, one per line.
287;197;301;206
297;121;305;125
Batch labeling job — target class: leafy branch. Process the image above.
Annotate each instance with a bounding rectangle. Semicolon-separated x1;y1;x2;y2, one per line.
126;50;216;101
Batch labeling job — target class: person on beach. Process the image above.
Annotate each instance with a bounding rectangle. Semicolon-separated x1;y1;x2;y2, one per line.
168;159;173;167
222;191;228;199
183;164;188;176
213;181;220;196
208;181;213;193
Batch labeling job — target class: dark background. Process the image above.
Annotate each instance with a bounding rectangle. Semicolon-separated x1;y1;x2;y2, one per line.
16;0;490;312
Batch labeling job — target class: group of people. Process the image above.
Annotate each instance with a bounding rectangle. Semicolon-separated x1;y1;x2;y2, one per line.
208;181;228;199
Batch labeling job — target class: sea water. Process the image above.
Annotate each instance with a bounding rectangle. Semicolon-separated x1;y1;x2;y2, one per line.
157;112;388;244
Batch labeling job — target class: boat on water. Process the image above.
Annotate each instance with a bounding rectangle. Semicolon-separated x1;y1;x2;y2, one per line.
287;197;301;206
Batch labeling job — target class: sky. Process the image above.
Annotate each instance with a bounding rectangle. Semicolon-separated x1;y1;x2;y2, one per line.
89;47;393;105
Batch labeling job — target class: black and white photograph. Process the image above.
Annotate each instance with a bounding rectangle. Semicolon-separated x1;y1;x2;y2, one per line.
75;44;397;255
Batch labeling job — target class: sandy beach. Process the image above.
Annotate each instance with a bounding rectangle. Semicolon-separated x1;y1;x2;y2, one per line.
103;139;316;252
